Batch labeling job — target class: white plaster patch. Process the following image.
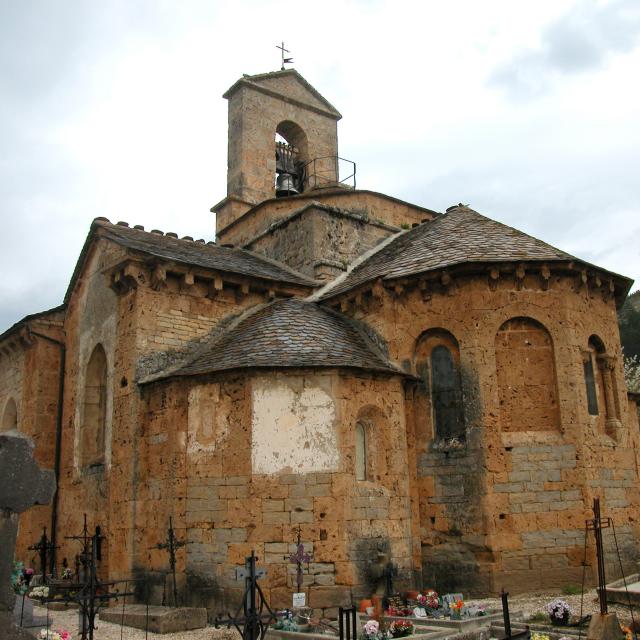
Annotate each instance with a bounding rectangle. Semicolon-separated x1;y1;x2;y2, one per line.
187;384;227;453
251;376;339;475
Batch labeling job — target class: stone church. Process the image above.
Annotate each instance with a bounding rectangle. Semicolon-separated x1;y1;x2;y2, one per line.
2;69;639;614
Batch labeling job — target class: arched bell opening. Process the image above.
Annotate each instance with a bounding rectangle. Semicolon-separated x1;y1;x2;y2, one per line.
275;120;308;197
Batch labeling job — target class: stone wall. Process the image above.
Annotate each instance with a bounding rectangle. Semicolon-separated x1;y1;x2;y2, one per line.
217;190;436;247
0;309;64;562
133;370;412;618
245;205;396;281
344;269;640;594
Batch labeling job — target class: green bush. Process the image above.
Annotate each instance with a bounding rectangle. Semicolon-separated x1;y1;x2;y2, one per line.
562;584;582;596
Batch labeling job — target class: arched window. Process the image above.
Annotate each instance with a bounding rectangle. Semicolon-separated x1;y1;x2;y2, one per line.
415;330;465;441
1;398;17;432
353;407;387;482
355;422;367;481
495;317;559;432
583;336;605;416
275;120;308;196
81;344;108;468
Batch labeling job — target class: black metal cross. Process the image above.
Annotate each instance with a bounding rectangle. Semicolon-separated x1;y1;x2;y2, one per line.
586;497;611;614
276;42;293;70
215;551;276;640
151;516;188;607
28;526;58;584
288;527;312;594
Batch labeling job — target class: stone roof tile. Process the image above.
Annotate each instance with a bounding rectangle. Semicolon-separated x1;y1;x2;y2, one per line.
320;206;629;299
95;219;317;287
142;298;403;382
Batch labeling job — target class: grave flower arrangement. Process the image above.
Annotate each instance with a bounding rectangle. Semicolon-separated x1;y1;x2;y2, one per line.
546;599;571;626
389;620;414;638
386;605;414;617
39;630;71;640
273;610;299;632
29;586;50;601
449;599;464;619
362;619;388;640
417;590;439;610
11;561;34;595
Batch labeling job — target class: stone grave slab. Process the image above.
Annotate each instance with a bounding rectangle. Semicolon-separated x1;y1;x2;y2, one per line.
99;604;208;633
605;573;640;607
266;628;452;640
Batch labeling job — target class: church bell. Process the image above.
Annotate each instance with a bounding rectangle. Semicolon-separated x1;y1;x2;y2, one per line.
275;173;300;197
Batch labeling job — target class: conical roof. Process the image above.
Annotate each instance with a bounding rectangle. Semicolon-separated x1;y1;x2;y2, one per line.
142;298;402;383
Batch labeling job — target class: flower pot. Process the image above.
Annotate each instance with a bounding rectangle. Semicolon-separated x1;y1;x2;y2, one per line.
550;612;570;626
406;590;420;600
359;599;373;613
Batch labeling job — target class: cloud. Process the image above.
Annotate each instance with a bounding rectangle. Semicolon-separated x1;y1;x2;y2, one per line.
489;0;640;99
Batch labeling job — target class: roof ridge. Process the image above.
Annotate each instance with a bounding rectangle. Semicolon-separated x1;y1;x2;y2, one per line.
308;227;410;301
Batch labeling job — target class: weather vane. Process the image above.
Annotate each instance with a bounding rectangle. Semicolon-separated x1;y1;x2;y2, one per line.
276;42;294;70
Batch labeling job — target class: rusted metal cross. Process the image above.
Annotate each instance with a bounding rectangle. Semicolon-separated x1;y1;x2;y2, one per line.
28;526;58;584
152;516;188;607
288;527;312;593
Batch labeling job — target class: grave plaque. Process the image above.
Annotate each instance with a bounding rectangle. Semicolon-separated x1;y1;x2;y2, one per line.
0;432;56;640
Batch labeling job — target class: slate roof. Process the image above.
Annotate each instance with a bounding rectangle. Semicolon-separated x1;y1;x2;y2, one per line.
142;298;403;382
320;206;630;299
95;219;317;286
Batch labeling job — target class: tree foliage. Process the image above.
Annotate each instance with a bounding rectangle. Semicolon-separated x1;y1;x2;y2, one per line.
620;291;640;392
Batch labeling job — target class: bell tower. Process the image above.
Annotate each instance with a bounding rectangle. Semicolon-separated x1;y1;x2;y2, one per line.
212;70;342;238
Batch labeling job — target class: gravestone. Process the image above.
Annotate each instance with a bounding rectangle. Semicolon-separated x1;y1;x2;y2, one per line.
0;431;56;640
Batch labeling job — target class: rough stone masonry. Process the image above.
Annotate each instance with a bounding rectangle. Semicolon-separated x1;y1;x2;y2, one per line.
1;68;639;618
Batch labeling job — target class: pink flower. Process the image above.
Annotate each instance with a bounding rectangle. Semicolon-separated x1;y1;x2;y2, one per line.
364;620;380;636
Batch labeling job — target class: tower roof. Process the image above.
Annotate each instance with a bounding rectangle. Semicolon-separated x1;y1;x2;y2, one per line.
223;69;342;120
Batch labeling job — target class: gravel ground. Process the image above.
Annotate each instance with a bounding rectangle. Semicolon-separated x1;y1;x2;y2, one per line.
469;588;637;627
29;588;639;639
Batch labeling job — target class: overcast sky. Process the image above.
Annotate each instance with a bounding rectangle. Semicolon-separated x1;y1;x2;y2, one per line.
2;0;639;331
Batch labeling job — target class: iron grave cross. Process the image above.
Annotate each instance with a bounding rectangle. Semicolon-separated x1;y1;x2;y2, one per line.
276;42;294;71
288;527;312;594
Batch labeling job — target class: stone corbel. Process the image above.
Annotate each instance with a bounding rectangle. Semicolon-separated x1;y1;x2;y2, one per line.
575;268;588;293
602;278;615;303
183;272;195;288
540;264;551;291
515;264;526;290
18;327;35;349
109;263;140;295
488;267;500;292
419;279;432;301
235;281;250;302
441;272;456;295
207;275;224;299
371;278;385;301
151;263;167;291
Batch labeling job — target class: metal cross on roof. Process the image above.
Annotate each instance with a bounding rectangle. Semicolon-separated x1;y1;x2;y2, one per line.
276;42;294;71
